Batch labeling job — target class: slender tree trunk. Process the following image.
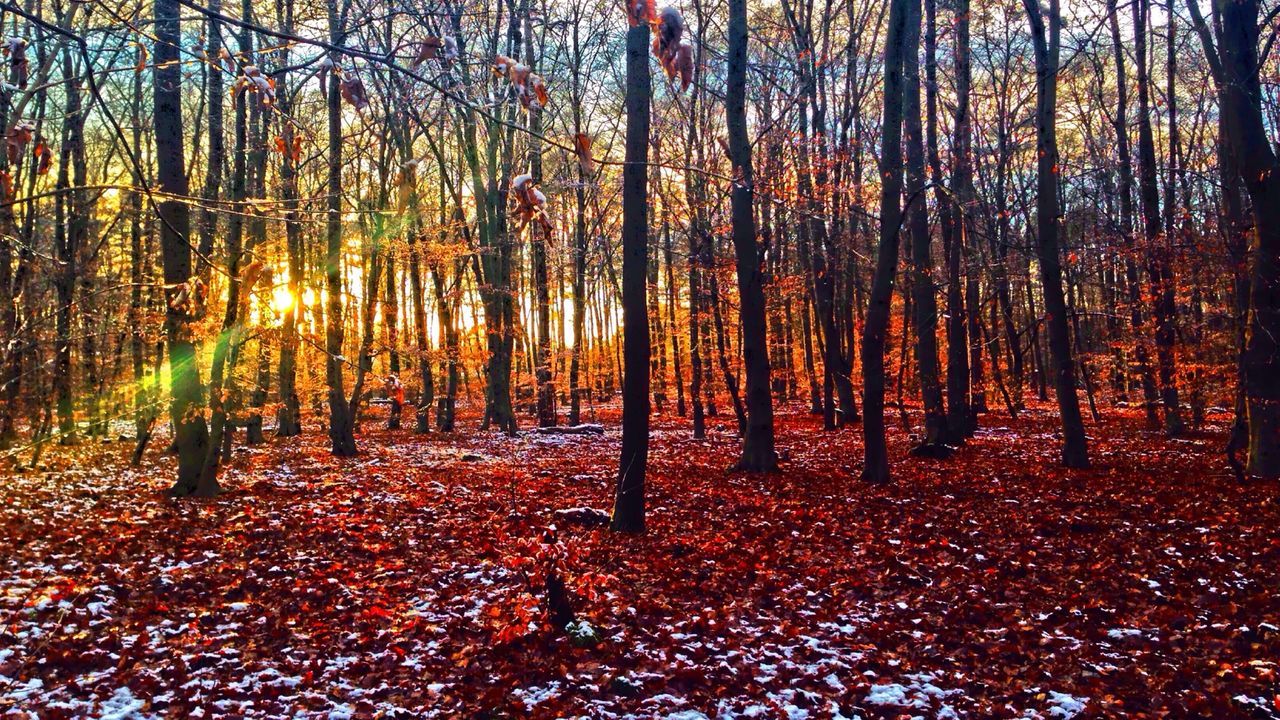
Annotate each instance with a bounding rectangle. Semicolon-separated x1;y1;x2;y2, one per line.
408;230;433;433
861;0;910;484
664;222;685;417
1132;0;1184;436
53;42;84;443
526;15;555;427
200;11;253;484
1107;0;1161;428
611;19;650;533
275;0;302;437
432;258;461;431
326;0;356;456
1025;0;1089;468
156;0;214;494
198;0;224;286
727;0;777;470
128;45;154;460
909;0;946;447
954;0;982;430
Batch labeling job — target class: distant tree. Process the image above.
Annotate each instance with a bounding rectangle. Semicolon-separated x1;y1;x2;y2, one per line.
907;0;946;449
1131;0;1184;436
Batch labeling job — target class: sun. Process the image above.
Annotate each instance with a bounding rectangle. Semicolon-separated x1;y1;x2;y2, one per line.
272;285;295;314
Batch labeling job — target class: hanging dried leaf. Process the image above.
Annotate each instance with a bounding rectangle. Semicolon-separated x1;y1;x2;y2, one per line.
624;0;656;27
6;120;35;166
676;41;694;92
240;260;266;291
493;54;517;80
218;48;236;75
523;74;549;111
340;74;369;112
167;276;207;317
573;133;594;174
441;36;459;64
33;139;51;176
652;6;684;79
509;62;531;93
134;43;148;74
318;56;334;94
397;159;418;214
4;37;29;89
511;173;551;233
244;65;276;107
274;124;303;162
413;37;444;66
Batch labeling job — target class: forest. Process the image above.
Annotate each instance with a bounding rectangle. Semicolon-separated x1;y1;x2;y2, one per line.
1;0;1279;714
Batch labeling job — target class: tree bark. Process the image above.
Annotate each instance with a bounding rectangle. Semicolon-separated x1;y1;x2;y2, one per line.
326;0;357;456
909;0;947;447
1217;0;1280;477
1025;0;1089;468
861;0;910;484
155;0;214;494
1131;0;1185;436
611;20;650;533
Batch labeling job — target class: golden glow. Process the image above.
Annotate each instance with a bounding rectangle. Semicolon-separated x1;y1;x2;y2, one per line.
301;288;317;307
272;286;295;314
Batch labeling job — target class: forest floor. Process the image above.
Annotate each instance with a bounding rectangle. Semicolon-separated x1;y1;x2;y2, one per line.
1;401;1278;719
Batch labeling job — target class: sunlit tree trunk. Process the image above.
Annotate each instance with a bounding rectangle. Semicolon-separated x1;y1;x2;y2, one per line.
197;0;224;287
53;36;86;443
274;0;302;437
326;0;356;456
156;0;214;494
408;231;433;433
683;16;707;439
128;43;154;462
201;5;253;483
567;9;589;427
663;225;686;422
527;13;555;428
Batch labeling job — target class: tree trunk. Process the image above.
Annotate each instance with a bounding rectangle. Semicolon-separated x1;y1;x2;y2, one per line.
1131;0;1184;436
1107;0;1161;428
861;0;910;484
326;0;357;456
611;20;650;533
274;0;302;437
155;0;214;494
909;0;947;447
1025;0;1089;468
727;0;777;470
1217;0;1280;477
